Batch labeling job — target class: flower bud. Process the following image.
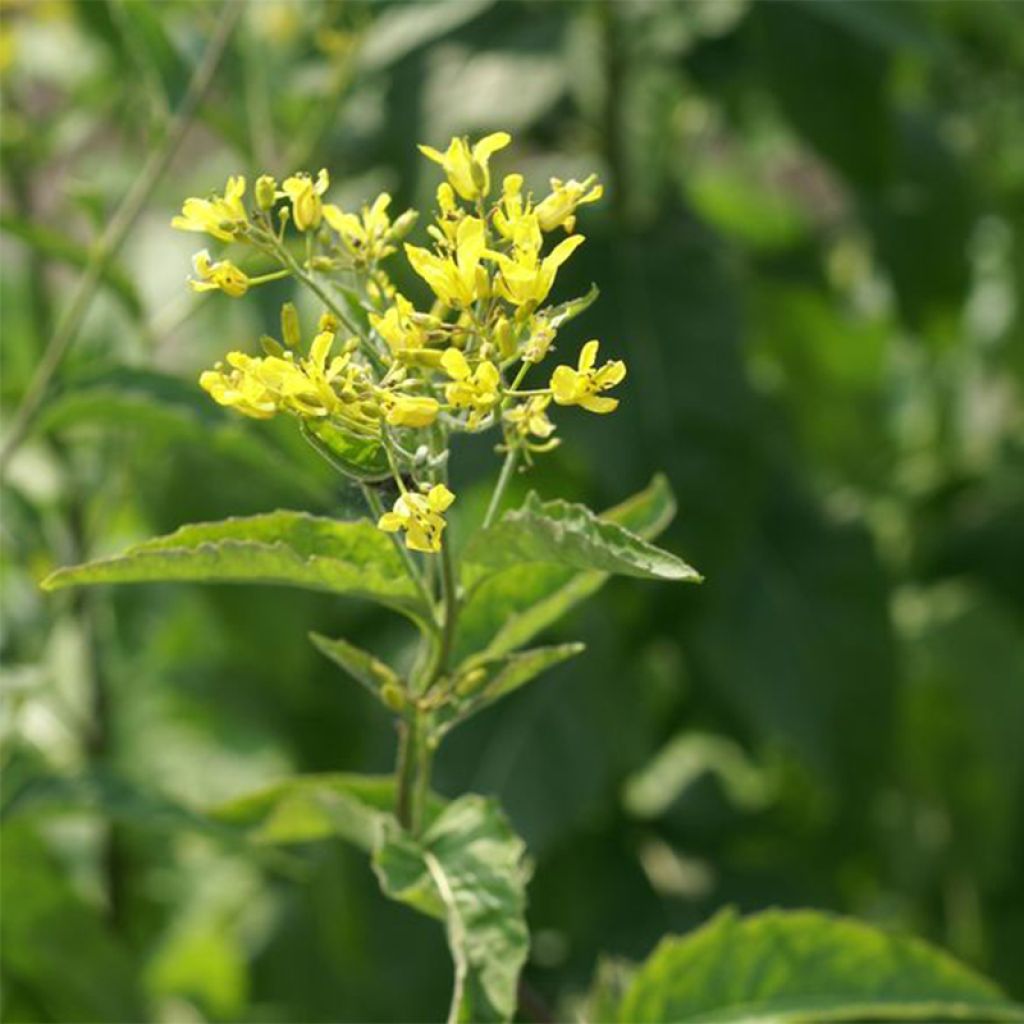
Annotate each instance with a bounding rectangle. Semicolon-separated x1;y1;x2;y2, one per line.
318;311;340;334
280;302;301;349
494;317;517;360
389;209;419;241
380;683;406;712
255;175;277;210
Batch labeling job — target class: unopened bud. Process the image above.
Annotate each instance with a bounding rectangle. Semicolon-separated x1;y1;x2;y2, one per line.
318;311;340;334
280;302;301;349
260;334;284;357
311;256;335;271
389;209;418;241
494;317;516;360
455;667;489;697
255;175;277;210
380;683;406;712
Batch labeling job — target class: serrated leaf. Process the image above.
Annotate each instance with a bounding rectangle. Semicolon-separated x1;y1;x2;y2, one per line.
618;908;1023;1023
41;512;431;624
309;632;402;703
373;795;529;1024
436;643;585;738
465;490;700;581
455;476;686;661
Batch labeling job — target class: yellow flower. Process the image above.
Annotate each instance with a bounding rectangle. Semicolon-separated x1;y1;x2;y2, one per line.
199;352;278;419
418;132;511;202
550;339;626;414
369;293;429;353
324;192;413;263
384;393;440;428
535;175;603;233
377;484;455;553
441;348;500;427
488;230;584;308
505;395;556;440
493;174;532;240
405;216;488;309
171;175;247;242
189;250;249;297
281;168;329;231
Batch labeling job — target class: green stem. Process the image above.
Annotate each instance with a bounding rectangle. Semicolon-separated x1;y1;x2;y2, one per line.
0;0;243;478
482;446;518;529
394;704;432;835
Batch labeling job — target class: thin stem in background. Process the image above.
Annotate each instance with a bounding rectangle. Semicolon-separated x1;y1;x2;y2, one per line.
482;446;518;529
0;0;245;479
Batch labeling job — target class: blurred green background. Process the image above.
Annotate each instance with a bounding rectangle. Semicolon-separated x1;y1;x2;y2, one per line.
2;1;1023;1021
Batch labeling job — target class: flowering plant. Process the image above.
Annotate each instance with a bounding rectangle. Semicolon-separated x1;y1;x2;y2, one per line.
44;133;700;1022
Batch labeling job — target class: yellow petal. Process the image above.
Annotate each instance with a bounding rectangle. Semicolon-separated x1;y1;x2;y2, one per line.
580;394;618;414
427;483;455;512
550;365;580;405
578;340;600;373
441;347;470;380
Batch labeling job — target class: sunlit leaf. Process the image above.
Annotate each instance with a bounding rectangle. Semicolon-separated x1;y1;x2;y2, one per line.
41;512;431;625
617;908;1024;1023
373;795;529;1024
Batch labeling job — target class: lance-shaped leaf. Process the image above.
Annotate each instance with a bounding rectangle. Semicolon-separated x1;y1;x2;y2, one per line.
373;795;529;1024
41;512;431;624
545;282;599;329
464;490;700;581
309;632;403;708
435;643;585;738
212;773;446;853
455;476;688;661
618;908;1024;1023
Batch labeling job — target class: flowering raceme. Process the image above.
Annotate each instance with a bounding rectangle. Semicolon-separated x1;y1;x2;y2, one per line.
174;130;626;552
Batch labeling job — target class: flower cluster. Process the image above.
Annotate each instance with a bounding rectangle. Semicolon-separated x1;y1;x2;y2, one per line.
175;133;625;552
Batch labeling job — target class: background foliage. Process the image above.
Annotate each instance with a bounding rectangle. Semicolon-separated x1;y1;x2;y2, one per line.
2;1;1023;1021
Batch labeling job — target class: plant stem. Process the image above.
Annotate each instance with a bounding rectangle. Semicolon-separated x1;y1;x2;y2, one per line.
482;446;518;529
394;711;417;831
0;0;243;479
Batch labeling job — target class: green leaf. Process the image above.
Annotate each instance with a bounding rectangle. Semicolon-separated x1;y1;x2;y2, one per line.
455;475;685;661
545;283;600;328
436;642;585;738
618;908;1024;1023
373;795;529;1024
0;213;143;319
309;632;402;705
40;511;431;624
213;773;427;854
465;490;700;581
304;419;390;481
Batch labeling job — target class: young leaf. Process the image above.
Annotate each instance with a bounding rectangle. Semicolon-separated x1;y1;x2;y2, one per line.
464;490;701;581
455;475;683;661
41;512;431;625
373;795;529;1024
435;643;585;738
618;908;1024;1023
309;632;403;706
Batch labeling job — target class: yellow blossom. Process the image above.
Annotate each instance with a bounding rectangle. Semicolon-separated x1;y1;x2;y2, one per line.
200;352;277;419
324;192;410;263
189;250;249;298
405;216;488;309
535;175;603;233
505;395;556;440
369;293;429;353
418;132;511;201
428;182;463;247
384;393;440;428
493;173;533;240
550;339;625;414
172;175;247;242
377;484;455;553
441;348;500;427
281;168;329;231
488;229;584;308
